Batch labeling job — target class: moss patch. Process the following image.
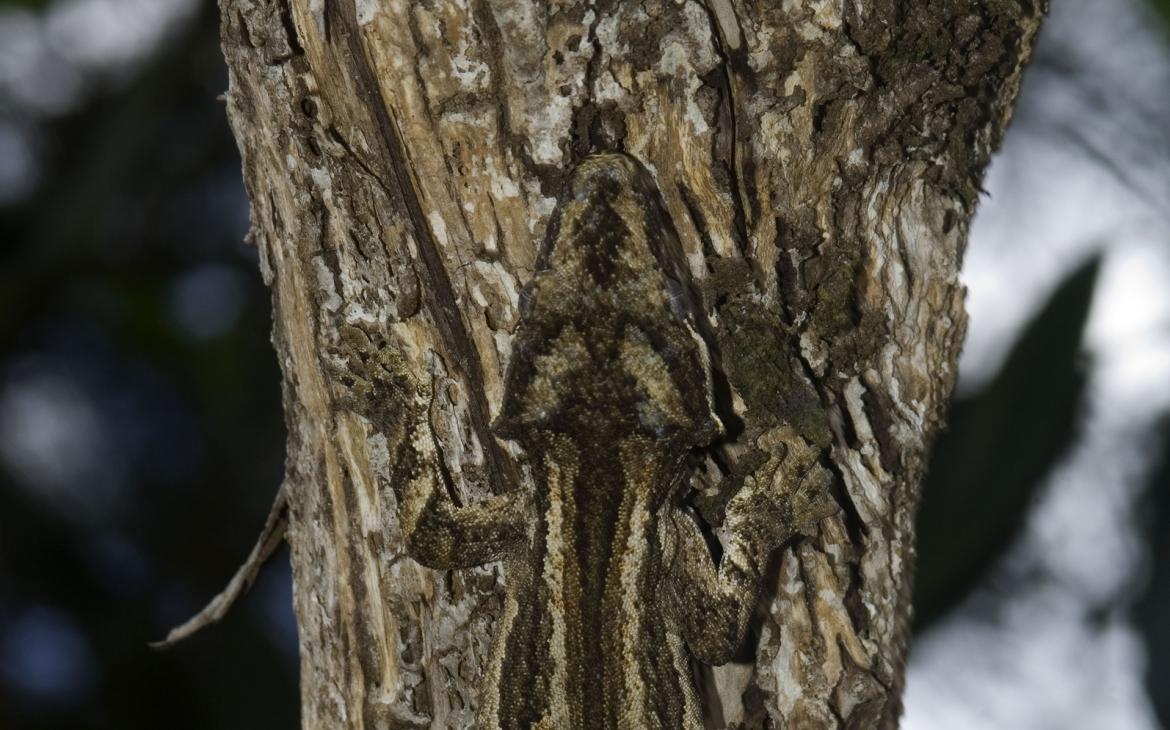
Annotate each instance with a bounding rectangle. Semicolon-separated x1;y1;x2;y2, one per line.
717;298;832;448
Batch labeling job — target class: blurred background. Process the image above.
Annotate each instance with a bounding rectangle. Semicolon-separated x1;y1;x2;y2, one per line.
0;0;1167;728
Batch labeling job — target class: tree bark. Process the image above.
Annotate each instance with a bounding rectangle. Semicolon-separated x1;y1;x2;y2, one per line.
215;1;1043;727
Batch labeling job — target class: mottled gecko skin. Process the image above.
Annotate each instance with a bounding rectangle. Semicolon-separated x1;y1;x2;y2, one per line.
333;154;836;729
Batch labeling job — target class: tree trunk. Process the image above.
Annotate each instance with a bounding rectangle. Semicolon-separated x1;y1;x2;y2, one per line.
215;1;1042;727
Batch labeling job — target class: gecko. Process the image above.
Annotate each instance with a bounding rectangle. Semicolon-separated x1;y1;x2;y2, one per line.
331;153;837;729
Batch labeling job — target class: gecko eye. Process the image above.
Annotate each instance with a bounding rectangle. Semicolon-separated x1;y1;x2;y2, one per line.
632;402;683;439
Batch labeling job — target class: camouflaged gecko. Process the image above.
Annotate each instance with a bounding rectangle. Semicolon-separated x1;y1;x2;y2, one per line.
332;154;837;729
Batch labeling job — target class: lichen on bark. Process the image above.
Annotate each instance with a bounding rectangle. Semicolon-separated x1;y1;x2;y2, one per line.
215;0;1045;727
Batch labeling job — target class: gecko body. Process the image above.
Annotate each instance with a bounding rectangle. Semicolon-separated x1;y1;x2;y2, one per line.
334;154;835;729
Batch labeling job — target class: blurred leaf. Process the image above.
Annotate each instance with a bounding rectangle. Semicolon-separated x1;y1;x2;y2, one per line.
1151;0;1170;27
0;0;53;8
1136;417;1170;728
912;256;1100;631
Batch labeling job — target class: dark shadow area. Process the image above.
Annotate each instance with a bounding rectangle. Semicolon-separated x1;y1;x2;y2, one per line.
0;3;298;728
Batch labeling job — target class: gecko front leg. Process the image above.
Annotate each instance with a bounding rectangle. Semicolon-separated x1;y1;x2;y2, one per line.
329;324;528;570
665;426;837;664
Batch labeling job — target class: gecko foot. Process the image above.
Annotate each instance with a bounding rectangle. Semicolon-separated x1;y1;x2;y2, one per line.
325;323;428;433
728;426;838;547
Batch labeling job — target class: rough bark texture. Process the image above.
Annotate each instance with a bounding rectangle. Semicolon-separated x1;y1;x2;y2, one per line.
216;1;1043;727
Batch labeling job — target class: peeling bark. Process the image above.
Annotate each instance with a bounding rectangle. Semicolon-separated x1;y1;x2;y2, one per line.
215;1;1044;727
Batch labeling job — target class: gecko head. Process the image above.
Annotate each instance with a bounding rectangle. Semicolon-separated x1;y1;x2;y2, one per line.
494;152;722;451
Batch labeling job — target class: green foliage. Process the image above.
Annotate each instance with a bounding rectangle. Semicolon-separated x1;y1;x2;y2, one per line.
912;257;1100;631
1153;0;1170;26
0;0;53;8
